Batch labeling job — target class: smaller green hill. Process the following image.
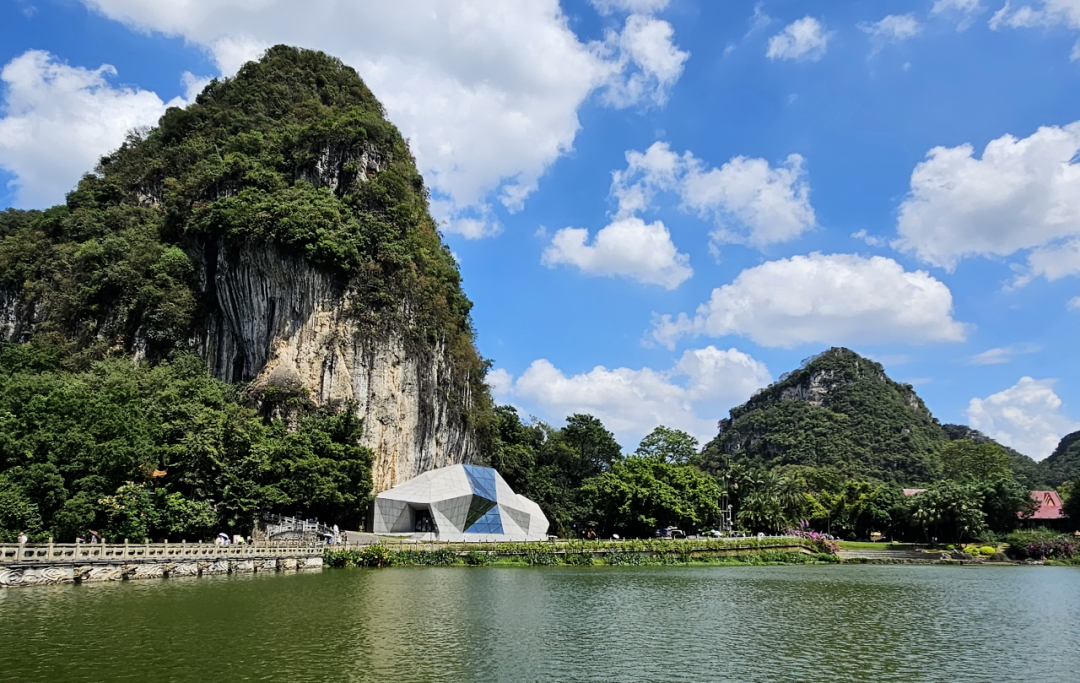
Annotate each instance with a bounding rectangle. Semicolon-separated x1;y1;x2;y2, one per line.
701;348;945;483
1039;431;1080;487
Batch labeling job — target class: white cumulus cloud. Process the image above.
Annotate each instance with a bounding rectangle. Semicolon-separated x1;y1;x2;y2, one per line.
650;253;968;349
683;153;815;249
893;122;1080;270
1023;238;1080;281
766;17;830;62
0;50;191;207
611;141;816;251
496;346;772;445
590;0;670;15
53;1;687;234
931;0;985;30
598;13;690;107
990;0;1080;59
547;140;813;286
966;376;1080;460
542;217;692;289
859;14;922;55
486;368;514;397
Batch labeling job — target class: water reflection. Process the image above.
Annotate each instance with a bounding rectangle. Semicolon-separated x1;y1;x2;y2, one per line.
0;565;1077;682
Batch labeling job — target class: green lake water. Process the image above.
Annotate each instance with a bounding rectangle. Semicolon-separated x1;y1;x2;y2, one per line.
1;564;1077;682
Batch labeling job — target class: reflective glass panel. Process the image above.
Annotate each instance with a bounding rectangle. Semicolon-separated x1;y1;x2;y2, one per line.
464;496;496;530
465;506;503;534
463;465;498;501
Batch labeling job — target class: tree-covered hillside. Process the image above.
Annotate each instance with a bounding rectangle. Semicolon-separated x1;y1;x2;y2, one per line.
1040;431;1080;487
701;348;946;483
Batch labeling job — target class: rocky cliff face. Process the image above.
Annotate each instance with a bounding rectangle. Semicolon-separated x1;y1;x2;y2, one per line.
189;237;474;492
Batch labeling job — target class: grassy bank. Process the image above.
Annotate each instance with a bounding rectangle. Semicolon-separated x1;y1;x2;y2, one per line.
324;538;837;568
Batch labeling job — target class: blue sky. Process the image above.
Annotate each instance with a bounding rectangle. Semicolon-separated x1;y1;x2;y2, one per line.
3;0;1080;459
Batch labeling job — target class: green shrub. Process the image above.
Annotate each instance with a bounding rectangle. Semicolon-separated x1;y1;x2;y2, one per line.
524;548;558;566
392;549;456;566
978;546;996;556
606;551;648;566
359;544;393;567
563;551;594;566
463;550;493;566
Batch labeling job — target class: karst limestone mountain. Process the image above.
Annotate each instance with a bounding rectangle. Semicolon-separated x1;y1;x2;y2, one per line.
0;46;491;493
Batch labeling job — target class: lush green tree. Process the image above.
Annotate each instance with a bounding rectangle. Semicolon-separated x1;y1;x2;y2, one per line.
736;491;788;533
561;414;623;474
98;483;158;542
635;426;699;465
0;476;44;542
482;407;627;537
808;481;905;540
580;458;723;537
941;439;1012;482
154;491;217;540
907;482;986;543
978;475;1034;532
1063;479;1080;530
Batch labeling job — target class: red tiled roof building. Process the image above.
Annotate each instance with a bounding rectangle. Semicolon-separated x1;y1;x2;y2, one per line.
1022;490;1066;524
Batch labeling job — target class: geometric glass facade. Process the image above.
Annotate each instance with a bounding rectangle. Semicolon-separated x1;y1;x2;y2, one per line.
371;464;548;542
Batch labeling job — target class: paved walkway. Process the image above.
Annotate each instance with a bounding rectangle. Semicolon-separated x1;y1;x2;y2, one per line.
838;549;941;562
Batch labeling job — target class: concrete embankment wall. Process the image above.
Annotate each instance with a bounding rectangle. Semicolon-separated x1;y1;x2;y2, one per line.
0;543;324;588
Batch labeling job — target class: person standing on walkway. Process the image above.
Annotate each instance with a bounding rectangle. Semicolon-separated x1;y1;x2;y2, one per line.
18;531;28;545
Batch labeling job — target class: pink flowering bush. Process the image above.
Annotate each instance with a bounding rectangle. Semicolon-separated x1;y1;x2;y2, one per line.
785;520;840;555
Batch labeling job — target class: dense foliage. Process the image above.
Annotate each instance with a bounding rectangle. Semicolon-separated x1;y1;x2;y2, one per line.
1004;528;1078;560
0;46;488;420
1039;431;1080;487
0;343;373;542
485;407;623;536
580;457;723;537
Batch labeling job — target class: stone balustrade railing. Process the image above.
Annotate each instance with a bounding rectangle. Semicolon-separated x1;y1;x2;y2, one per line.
0;541;326;565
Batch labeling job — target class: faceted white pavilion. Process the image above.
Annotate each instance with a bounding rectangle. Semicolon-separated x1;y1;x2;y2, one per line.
371;464;549;541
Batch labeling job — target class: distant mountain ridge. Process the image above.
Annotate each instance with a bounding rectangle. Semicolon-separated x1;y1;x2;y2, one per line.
701;347;1043;486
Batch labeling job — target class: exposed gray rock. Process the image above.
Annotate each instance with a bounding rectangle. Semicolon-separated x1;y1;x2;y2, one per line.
188;236;475;493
